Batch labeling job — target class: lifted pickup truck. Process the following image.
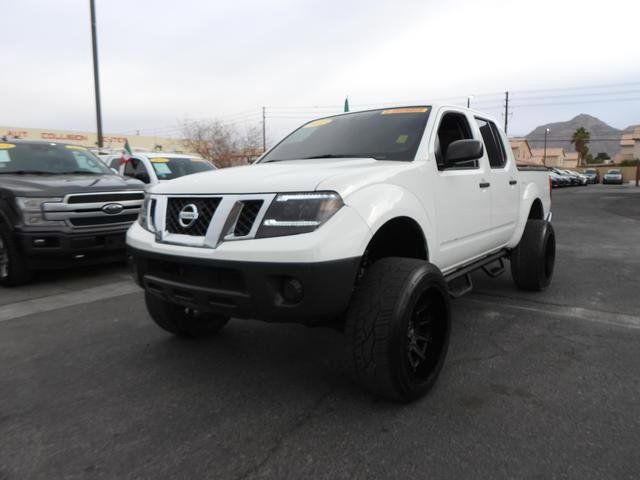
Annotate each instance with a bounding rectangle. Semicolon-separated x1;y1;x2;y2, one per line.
127;105;554;401
0;139;144;286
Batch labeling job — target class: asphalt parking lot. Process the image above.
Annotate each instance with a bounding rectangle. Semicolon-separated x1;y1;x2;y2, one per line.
1;185;639;480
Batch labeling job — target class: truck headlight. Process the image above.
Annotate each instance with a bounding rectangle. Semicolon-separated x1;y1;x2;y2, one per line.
15;197;65;226
256;191;343;238
137;195;156;232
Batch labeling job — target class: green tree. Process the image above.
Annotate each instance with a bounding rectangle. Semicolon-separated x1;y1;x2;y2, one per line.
571;127;591;166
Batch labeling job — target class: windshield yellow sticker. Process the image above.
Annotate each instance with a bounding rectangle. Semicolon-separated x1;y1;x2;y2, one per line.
396;134;409;144
303;118;333;128
381;107;429;115
0;143;16;149
65;145;87;150
150;157;170;163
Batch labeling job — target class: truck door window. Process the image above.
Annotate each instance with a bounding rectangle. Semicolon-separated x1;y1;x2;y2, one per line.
436;113;475;169
124;158;150;183
475;118;506;168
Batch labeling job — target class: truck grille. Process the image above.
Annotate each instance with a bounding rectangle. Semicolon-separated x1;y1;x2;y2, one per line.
43;191;145;229
234;200;263;237
154;194;273;247
165;197;221;236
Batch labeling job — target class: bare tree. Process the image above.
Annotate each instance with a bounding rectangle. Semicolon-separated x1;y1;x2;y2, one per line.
181;119;264;168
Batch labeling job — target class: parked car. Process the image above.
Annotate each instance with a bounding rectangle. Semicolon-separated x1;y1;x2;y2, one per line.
105;153;215;186
127;104;554;401
549;168;572;186
562;169;588;186
582;168;599;184
548;171;563;188
0;139;144;286
602;169;623;185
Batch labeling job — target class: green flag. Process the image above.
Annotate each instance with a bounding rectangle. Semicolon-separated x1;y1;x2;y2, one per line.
344;97;349;112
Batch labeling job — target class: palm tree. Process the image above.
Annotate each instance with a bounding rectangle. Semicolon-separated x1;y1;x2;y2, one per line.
571;127;591;166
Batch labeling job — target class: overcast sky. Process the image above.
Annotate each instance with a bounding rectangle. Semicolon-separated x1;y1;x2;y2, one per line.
2;0;639;142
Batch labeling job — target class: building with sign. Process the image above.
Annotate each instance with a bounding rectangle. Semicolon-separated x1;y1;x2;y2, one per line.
0;126;186;154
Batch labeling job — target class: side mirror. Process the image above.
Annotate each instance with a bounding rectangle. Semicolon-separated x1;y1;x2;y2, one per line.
133;171;151;184
445;139;484;167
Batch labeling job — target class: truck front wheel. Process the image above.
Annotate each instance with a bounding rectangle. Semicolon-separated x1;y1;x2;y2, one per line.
145;293;229;338
510;219;555;291
0;224;31;287
346;258;451;402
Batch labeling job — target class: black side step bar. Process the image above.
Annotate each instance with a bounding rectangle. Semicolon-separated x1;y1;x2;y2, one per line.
444;250;509;298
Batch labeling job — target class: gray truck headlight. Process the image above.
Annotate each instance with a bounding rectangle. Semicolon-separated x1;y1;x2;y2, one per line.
137;195;156;232
256;192;343;238
15;197;65;226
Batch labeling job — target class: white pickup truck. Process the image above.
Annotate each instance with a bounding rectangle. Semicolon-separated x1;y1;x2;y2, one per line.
127;105;554;401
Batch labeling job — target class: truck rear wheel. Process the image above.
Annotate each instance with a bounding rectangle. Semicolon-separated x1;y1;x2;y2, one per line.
510;219;555;291
144;293;229;338
0;224;31;287
346;258;451;402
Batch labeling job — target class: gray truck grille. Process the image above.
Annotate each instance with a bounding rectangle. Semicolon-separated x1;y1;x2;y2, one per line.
43;191;145;229
165;197;221;236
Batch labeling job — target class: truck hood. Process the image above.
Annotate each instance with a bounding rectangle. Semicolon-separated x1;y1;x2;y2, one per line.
0;173;144;196
151;158;416;196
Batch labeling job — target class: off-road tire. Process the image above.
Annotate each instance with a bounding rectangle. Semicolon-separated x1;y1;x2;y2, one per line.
0;223;31;287
145;292;229;338
510;219;555;291
346;257;451;402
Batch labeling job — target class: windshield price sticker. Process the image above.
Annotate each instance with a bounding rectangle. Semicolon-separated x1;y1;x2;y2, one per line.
396;134;409;144
303;118;333;129
153;163;172;175
65;145;87;150
0;143;16;149
0;151;10;162
381;107;429;115
150;157;170;163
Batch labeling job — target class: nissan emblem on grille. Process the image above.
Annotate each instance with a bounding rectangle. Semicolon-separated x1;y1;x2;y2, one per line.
178;204;199;228
102;203;124;215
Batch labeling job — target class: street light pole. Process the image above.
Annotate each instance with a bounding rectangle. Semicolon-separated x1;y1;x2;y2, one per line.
89;0;103;148
543;128;550;166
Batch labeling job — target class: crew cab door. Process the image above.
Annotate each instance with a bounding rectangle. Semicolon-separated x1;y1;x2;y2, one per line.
473;118;519;246
432;110;493;269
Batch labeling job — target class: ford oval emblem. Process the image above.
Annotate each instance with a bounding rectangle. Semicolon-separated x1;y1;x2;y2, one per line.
178;203;199;228
102;203;124;215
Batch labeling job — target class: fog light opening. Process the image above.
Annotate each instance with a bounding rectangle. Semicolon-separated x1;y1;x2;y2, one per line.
281;277;304;304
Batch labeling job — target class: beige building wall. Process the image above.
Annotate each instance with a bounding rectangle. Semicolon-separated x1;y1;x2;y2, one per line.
0;126;187;154
531;147;565;167
510;138;538;164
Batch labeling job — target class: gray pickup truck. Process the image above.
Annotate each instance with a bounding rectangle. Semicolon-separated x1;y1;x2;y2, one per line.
0;139;144;286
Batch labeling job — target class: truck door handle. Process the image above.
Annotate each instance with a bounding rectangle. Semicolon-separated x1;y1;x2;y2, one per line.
509;180;517;185
479;182;490;189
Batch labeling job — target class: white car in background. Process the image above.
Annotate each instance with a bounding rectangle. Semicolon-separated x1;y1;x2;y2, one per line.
105;153;216;186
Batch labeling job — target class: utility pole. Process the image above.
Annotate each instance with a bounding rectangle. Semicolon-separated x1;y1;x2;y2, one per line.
543;128;550;166
89;0;103;148
503;91;509;135
262;106;266;152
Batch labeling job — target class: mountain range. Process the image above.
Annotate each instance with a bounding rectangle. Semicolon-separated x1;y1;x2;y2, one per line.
524;114;631;158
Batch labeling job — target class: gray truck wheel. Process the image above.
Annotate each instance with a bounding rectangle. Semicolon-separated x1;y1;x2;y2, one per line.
510;219;555;291
346;257;451;402
0;224;31;287
145;292;229;338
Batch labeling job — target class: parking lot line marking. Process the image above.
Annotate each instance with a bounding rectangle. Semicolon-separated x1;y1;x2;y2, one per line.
0;282;141;323
464;296;640;330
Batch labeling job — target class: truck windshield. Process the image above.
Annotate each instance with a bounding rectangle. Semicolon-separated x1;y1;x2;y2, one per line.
0;143;112;175
260;107;431;162
148;156;214;180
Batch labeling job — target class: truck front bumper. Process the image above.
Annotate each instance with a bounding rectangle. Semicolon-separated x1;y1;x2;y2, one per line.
129;247;361;326
15;228;128;269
